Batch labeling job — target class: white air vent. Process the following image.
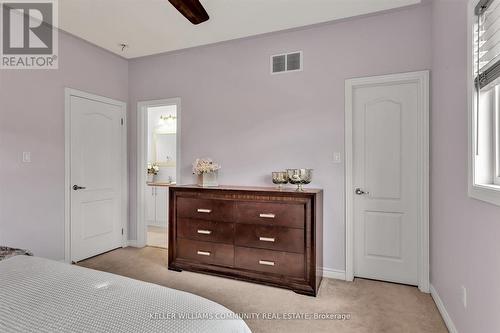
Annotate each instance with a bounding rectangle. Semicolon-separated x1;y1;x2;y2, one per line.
271;51;302;74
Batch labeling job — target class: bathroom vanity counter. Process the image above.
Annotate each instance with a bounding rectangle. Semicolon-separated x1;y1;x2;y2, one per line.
147;182;176;187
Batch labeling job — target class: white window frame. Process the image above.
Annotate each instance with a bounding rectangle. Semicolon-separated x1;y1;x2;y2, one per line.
495;100;500;185
467;0;500;206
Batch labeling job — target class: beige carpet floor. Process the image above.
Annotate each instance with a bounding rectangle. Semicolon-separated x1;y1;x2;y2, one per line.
77;247;447;333
146;226;167;248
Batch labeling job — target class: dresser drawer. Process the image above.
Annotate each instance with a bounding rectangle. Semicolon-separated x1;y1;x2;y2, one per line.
178;218;234;244
236;201;305;228
234;247;304;278
177;239;234;267
177;197;235;222
235;224;304;253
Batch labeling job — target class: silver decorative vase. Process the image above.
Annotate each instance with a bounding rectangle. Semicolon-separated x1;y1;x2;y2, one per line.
286;168;313;191
272;171;289;189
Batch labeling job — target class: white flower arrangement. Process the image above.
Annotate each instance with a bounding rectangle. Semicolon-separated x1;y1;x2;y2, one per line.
192;158;221;175
147;162;160;175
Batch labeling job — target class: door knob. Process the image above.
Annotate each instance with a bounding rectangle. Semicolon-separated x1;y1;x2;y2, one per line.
355;188;369;195
73;185;86;191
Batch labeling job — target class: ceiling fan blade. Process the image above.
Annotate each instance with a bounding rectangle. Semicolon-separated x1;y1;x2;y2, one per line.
168;0;209;25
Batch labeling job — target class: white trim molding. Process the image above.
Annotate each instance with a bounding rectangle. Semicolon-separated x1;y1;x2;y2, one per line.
127;240;141;248
344;71;430;292
322;268;346;281
430;285;458;333
136;98;181;248
64;88;128;263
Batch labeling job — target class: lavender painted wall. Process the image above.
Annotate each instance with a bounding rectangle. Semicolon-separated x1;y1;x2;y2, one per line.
128;4;432;271
431;0;500;331
0;31;128;260
0;2;496;330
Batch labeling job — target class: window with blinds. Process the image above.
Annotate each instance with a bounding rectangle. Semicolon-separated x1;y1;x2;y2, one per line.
470;0;500;204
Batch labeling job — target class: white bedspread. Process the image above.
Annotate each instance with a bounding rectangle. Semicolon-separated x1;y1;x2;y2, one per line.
0;256;251;333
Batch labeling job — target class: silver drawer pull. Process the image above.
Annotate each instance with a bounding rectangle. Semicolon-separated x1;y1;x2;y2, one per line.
197;209;212;213
197;250;211;256
259;237;275;242
259;213;275;219
258;260;275;266
197;229;212;235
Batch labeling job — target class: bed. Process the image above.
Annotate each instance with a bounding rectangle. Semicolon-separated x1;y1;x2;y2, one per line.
0;255;251;333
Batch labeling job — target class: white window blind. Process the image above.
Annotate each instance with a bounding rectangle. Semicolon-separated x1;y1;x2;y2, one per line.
475;0;500;89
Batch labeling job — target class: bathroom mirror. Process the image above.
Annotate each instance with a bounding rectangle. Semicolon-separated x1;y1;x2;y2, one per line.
153;131;176;167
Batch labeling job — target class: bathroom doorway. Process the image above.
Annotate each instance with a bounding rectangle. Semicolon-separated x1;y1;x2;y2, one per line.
136;98;181;249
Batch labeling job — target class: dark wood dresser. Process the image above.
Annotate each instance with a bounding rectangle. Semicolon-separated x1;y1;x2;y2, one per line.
168;185;323;296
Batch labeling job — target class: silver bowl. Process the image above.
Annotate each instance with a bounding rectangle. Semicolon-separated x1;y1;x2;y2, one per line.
286;169;312;191
272;171;289;189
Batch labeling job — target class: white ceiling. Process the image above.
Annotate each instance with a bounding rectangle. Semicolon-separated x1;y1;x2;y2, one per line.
59;0;421;59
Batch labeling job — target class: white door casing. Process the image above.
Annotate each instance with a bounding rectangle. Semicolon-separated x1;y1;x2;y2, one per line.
136;98;181;248
65;89;127;263
345;71;429;292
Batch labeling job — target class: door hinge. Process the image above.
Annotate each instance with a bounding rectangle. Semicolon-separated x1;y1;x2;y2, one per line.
121;118;124;126
121;228;124;235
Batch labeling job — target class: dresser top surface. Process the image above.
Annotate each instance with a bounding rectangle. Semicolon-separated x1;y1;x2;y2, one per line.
171;184;322;194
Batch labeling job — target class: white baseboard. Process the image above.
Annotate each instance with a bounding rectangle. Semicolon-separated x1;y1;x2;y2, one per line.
322;267;346;280
147;221;167;228
430;284;458;333
126;240;144;248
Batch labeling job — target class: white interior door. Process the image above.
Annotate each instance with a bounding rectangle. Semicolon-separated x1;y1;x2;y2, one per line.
70;93;125;262
352;79;420;285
